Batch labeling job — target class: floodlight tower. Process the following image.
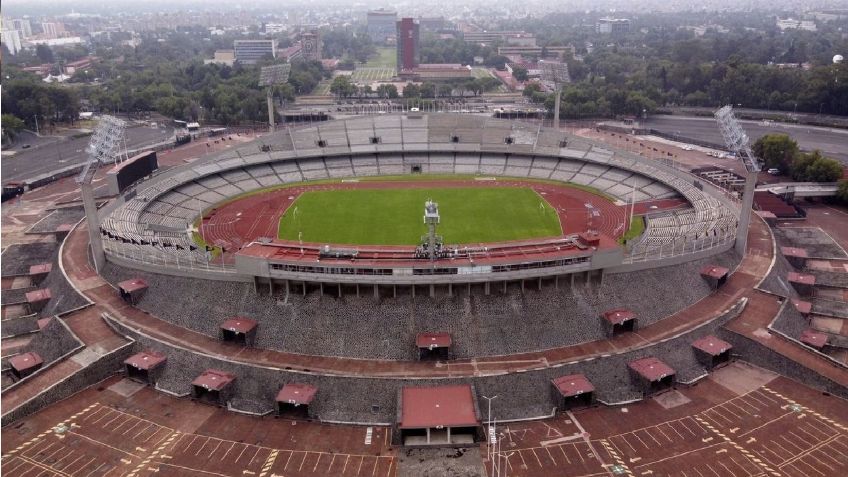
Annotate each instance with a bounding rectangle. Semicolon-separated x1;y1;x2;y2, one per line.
259;64;292;132
540;61;570;130
715;105;760;255
423;200;440;261
77;115;127;272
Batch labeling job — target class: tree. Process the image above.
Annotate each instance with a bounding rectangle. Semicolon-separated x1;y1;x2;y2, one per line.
836;180;848;205
376;83;398;98
402;83;421;98
329;75;356;98
753;134;800;172
36;44;54;64
1;114;26;142
512;67;529;81
523;82;542;97
792;151;844;182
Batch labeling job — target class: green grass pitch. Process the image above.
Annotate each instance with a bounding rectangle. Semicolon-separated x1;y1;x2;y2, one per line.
278;187;562;245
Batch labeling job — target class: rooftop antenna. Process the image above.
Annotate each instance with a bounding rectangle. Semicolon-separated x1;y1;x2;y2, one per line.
77;114;127;272
714;105;758;255
259;64;291;133
540;60;570;131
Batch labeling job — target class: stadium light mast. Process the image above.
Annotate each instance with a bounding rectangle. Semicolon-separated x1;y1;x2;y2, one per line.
423;200;440;261
77;115;127;272
540;61;570;130
259;64;291;133
714;105;760;255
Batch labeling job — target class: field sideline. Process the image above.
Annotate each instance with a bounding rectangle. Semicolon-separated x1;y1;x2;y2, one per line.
278;187;562;245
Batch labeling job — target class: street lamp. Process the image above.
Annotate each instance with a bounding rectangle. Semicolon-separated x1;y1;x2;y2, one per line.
482;395;498;463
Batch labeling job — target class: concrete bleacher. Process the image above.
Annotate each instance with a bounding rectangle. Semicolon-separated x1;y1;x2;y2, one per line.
99;114;738;270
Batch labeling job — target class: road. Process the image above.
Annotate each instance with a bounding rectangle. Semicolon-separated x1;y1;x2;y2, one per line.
643;115;848;166
1;125;174;184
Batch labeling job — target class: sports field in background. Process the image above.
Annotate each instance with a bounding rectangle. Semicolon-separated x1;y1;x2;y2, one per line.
278;187;562;245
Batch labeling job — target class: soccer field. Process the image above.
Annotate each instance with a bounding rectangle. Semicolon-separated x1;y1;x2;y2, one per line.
278;187;562;245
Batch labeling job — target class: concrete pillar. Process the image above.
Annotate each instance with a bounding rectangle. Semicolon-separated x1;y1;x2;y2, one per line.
447;427;452;444
393;285;397;298
285;280;290;296
412;285;416;298
484;282;490;295
448;283;452;297
555;275;559;289
302;281;306;296
538;276;542;291
503;281;507;294
356;283;360;298
266;88;275;132
269;279;273;295
338;283;342;298
735;171;757;255
520;280;524;293
426;427;431;444
430;284;435;297
373;284;378;299
81;182;106;272
571;274;575;287
320;282;324;295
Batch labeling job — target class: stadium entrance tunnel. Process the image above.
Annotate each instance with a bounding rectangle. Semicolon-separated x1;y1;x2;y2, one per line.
551;374;596;411
396;385;482;447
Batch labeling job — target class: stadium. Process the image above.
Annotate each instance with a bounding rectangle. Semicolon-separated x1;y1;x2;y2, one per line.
77;113;746;413
4;113;847;475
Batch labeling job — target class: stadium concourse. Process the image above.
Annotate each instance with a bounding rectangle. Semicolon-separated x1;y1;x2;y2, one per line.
3;113;848;477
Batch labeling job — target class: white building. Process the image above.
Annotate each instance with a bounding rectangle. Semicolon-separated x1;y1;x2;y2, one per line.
1;29;22;55
233;39;276;64
13;18;32;38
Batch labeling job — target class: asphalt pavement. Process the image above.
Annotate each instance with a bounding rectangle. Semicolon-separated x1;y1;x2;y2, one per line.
1;125;174;183
643;115;848;166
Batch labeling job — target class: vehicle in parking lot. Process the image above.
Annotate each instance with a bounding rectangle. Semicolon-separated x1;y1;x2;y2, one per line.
21;144;31;149
767;168;781;175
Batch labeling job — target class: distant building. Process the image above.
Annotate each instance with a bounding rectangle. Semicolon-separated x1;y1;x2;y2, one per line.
233;39;276;64
399;64;471;81
301;31;322;62
63;56;97;75
418;17;445;32
397;18;420;72
13;18;32;38
278;44;303;63
367;9;397;44
40;22;66;39
463;31;536;47
204;50;235;66
596;18;630;35
1;28;22;55
777;19;817;31
497;45;575;59
264;23;287;35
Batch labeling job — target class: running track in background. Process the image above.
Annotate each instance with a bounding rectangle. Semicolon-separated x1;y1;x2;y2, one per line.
199;179;689;258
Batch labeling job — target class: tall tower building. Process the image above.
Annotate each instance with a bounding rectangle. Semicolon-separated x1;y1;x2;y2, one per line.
396;18;419;72
301;31;322;62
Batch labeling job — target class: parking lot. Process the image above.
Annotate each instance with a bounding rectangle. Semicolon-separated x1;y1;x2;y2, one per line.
484;364;848;477
2;376;396;477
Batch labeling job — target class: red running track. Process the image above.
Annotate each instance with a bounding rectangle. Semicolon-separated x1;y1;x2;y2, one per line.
198;179;687;260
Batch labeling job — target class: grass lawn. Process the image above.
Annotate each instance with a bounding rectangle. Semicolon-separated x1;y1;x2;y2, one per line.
363;47;397;68
278;187;562;245
618;216;646;245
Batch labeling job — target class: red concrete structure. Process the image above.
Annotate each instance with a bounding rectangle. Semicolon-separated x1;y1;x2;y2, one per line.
276;383;318;418
800;329;829;350
628;357;676;396
219;317;258;347
9;352;44;380
28;263;52;286
551;374;595;410
787;272;816;296
396;18;419;71
578;231;601;248
191;369;236;406
781;246;809;270
396;384;480;446
124;350;167;385
25;288;51;313
416;332;452;360
601;308;637;336
691;335;732;369
118;278;149;305
699;265;730;289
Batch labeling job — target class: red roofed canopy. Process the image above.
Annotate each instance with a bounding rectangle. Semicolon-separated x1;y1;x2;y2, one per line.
399;385;479;429
25;289;51;303
118;278;149;294
9;352;43;372
124;350;167;371
220;317;258;334
780;247;808;258
602;309;636;325
28;263;52;275
628;357;675;382
691;335;732;356
551;374;595;397
276;383;318;406
192;369;236;391
800;329;828;349
699;265;729;280
416;332;452;349
787;272;816;286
